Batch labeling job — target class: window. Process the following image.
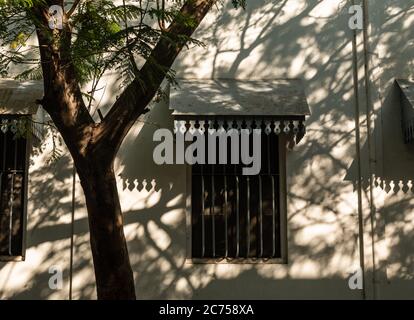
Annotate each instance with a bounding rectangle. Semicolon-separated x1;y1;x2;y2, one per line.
170;79;309;263
0;116;29;260
190;123;287;262
396;79;414;143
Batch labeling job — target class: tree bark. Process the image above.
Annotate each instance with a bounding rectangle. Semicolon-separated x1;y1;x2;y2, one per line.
76;161;136;300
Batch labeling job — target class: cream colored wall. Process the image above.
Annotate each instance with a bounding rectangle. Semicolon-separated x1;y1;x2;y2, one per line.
363;0;414;299
1;0;414;299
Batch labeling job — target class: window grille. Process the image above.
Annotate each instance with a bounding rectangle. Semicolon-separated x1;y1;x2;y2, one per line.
0;116;29;259
191;125;285;261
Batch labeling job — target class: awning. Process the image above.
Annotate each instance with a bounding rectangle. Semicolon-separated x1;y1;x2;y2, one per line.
396;79;414;144
0;79;45;140
169;79;310;144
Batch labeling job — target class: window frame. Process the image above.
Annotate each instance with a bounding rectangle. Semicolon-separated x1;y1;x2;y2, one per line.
185;133;288;265
0;115;31;262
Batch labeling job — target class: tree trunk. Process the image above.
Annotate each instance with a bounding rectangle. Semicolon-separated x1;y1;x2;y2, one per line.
30;0;216;300
76;161;136;300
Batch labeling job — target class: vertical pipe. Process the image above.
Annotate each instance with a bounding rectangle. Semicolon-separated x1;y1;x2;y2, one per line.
351;0;366;300
362;0;377;299
69;165;76;300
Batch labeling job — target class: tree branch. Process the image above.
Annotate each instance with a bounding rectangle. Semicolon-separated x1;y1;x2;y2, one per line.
30;2;96;161
94;0;216;158
67;0;81;18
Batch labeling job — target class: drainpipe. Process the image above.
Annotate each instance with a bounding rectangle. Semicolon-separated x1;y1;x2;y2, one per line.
350;0;366;300
69;165;76;300
362;0;378;300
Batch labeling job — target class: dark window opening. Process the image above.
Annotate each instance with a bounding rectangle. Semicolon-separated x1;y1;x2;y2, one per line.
191;128;284;261
0;116;29;259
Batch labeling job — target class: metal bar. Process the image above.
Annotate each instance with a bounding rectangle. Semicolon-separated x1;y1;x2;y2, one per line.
201;175;205;257
14;138;17;169
1;133;6;171
8;173;14;256
224;175;228;258
267;132;271;174
267;134;274;257
0;134;5;221
8;139;18;255
271;175;276;257
259;175;263;257
236;176;240;258
201;131;206;258
212;174;215;258
246;176;250;258
0;134;6;212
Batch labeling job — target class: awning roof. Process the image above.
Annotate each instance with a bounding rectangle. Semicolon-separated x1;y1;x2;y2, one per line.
0;79;45;141
396;79;414;143
170;79;310;118
0;79;44;115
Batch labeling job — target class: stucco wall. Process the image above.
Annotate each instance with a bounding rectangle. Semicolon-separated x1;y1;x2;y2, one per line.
1;0;414;299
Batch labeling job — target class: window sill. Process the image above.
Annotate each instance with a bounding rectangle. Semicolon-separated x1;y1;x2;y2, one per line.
0;255;25;262
186;257;287;265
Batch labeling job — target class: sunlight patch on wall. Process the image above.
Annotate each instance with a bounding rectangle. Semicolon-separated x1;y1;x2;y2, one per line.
256;265;289;279
289;54;306;77
276;0;307;25
0;241;69;299
0;248;43;291
187;268;215;289
160;209;184;228
289;260;321;278
118;187;162;212
147;221;172;251
72;264;96;299
307;87;329;105
294;223;343;247
174;277;192;297
213;264;249;280
308;0;342;19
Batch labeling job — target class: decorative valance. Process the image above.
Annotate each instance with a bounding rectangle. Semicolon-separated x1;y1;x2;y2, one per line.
170;79;310;144
173;119;306;142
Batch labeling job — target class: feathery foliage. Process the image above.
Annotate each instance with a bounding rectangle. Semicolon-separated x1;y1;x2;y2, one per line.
0;0;246;101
